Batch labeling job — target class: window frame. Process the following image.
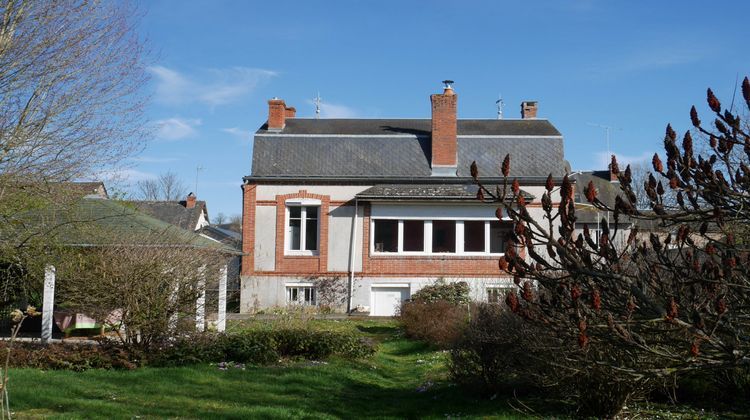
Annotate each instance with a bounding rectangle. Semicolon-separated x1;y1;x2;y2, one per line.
286;284;317;306
370;217;513;256
285;200;321;256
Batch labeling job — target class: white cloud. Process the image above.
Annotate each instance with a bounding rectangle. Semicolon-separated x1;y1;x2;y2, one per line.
305;99;359;118
131;156;180;163
222;127;252;141
149;65;277;107
590;45;711;78
155;118;201;141
95;168;157;183
593;151;652;169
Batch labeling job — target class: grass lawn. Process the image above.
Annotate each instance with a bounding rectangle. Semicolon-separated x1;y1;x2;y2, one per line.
5;320;745;419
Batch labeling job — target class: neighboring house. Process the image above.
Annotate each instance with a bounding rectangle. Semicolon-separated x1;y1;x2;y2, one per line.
198;225;242;310
127;192;209;232
126;193;243;312
240;83;568;316
571;169;633;248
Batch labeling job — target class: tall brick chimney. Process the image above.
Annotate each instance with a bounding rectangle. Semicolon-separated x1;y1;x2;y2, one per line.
521;101;538;119
267;98;295;131
186;192;197;209
430;80;458;176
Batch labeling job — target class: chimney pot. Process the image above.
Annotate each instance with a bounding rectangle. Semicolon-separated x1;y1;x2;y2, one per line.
521;101;538;119
186;192;197;209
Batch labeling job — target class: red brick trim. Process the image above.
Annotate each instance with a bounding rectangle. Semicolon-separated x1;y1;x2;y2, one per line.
241;183;256;276
274;190;330;274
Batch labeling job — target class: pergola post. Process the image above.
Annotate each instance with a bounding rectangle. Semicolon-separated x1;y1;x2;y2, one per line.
41;265;56;344
169;282;179;332
217;265;227;332
195;266;206;332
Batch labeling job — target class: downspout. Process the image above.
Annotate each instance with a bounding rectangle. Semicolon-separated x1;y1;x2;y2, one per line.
347;198;359;313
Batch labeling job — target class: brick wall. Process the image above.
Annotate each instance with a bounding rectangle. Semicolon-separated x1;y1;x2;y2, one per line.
241;183;256;276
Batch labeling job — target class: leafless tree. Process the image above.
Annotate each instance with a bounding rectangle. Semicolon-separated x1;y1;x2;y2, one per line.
0;1;148;191
135;171;188;201
55;232;227;350
471;77;750;417
213;212;227;224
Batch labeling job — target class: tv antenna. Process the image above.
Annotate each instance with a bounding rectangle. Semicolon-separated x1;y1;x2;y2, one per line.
587;122;621;158
314;92;322;119
496;94;505;119
195;165;204;196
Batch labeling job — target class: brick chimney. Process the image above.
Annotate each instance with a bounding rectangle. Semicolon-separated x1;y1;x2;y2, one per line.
268;98;295;131
186;192;197;209
430;81;458;176
521;101;538;119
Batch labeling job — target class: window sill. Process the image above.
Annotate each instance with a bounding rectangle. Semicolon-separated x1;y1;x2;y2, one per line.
284;251;320;258
370;253;504;260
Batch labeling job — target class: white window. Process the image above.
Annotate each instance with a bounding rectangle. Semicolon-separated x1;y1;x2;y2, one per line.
371;218;513;256
287;285;316;306
286;205;319;254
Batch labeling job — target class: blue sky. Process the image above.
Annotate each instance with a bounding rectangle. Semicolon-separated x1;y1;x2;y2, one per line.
129;0;749;218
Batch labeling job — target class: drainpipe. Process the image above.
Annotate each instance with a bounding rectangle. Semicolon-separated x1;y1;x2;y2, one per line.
347;198;359;313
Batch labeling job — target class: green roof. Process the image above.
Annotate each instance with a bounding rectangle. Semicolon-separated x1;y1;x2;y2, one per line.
4;198;242;255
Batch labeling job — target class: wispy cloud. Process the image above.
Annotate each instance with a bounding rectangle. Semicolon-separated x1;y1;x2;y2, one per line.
131;156;180;163
305;99;359;118
594;151;652;169
222;127;253;141
150;65;277;107
588;44;712;79
95;168;157;183
155;117;201;141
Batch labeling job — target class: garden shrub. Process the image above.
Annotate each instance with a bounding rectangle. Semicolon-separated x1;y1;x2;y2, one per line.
149;327;375;367
449;303;540;392
2;341;139;371
400;299;468;348
411;281;470;305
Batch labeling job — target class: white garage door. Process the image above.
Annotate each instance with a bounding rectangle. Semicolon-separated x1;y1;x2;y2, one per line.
371;286;410;317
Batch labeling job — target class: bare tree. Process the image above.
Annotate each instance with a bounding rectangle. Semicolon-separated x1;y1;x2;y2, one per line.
214;212;227;224
471;77;750;416
0;1;148;190
135;171;188;201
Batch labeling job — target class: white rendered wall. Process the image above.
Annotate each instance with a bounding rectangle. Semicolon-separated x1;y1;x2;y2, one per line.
327;204;364;272
254;206;276;271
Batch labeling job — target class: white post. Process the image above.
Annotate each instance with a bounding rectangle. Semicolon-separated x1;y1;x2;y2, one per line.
41;265;56;344
195;266;206;332
169;282;179;332
217;264;227;332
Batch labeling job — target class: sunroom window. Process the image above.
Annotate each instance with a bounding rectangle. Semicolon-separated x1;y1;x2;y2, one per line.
371;218;513;255
374;219;398;252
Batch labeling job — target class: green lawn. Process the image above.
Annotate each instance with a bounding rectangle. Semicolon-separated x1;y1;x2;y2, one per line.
8;320;535;419
5;320;742;419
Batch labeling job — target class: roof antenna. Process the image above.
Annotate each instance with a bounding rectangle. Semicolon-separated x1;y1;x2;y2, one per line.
195;165;204;197
314;92;322;119
496;94;504;120
587;122;622;159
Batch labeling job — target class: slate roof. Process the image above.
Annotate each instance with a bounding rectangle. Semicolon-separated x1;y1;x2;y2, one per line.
572;171;633;225
258;118;562;136
1;198;240;254
250;118;565;180
356;184;534;201
198;225;242;250
125;200;207;231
